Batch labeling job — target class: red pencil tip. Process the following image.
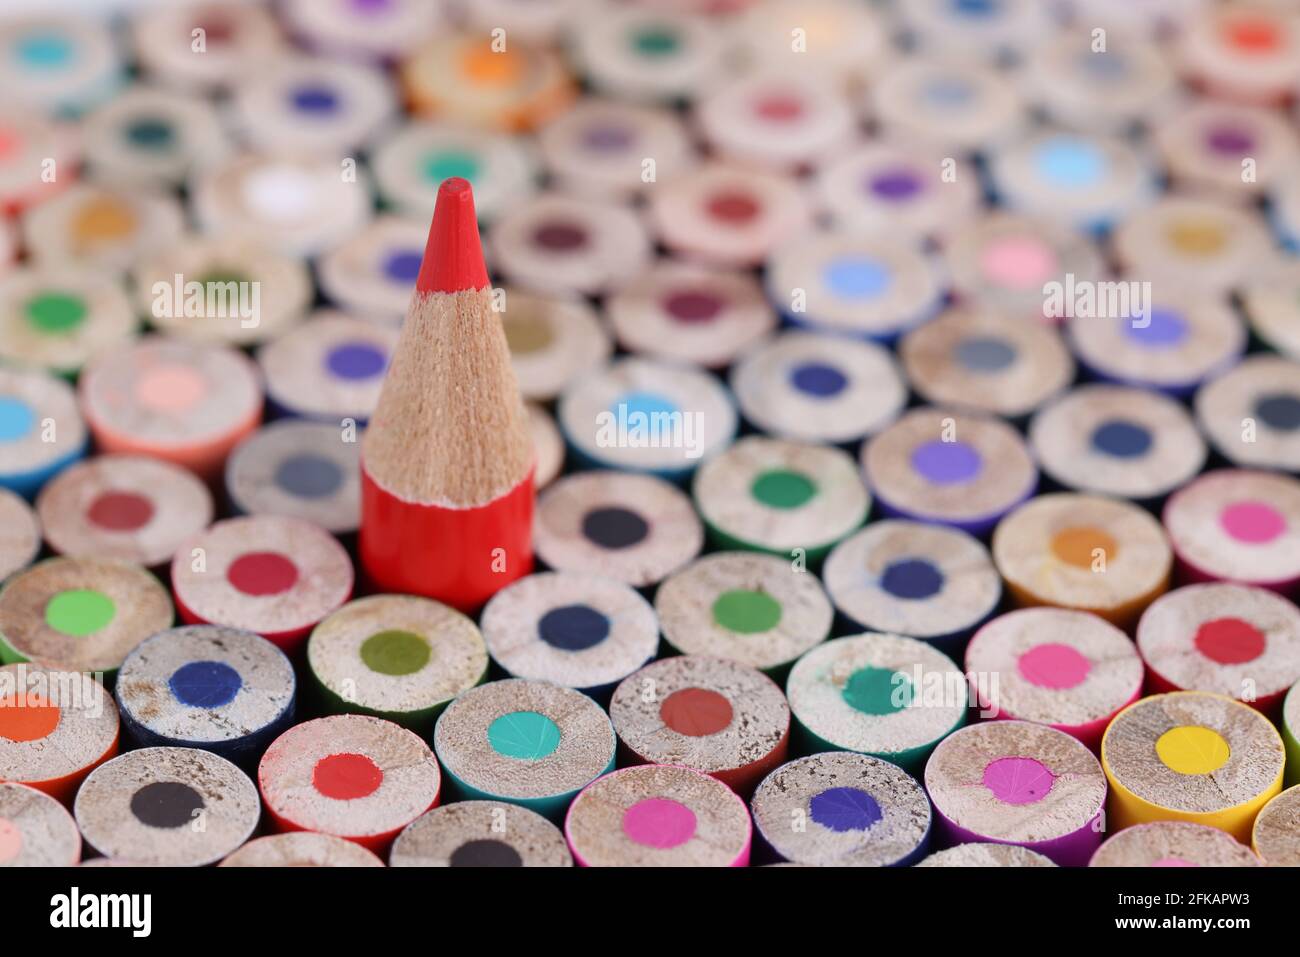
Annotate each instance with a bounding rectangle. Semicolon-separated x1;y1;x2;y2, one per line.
415;177;490;294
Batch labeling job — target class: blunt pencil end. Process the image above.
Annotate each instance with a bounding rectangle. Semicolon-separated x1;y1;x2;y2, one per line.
416;176;490;295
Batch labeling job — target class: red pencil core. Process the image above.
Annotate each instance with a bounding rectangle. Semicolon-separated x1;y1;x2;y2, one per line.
416;177;490;294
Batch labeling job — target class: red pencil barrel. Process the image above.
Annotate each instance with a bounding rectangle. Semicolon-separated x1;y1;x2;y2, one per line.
360;464;535;612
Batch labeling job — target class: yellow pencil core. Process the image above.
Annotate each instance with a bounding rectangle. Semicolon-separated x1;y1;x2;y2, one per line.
1155;726;1230;775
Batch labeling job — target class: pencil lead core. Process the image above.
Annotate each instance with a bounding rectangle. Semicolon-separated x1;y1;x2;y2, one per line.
416;177;490;295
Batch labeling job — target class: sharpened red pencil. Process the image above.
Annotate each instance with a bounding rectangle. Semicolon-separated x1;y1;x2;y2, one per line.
360;177;535;611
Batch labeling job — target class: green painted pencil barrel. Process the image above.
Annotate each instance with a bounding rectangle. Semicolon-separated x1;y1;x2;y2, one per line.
1284;682;1300;788
306;594;490;734
693;436;869;564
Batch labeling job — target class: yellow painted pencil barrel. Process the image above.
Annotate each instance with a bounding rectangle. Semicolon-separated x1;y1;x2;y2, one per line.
1101;691;1284;842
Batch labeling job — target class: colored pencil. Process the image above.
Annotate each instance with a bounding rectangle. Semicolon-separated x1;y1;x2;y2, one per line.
132;1;284;91
401;33;574;130
655;552;834;675
925;720;1107;867
1138;583;1300;712
390;800;573;868
823;520;1001;656
572;5;727;102
533;471;703;589
0;782;80;866
1066;294;1246;397
1195;355;1300;473
918;844;1056;867
23;182;183;273
0;16;121;115
648;163;810;269
115;624;296;765
480;572;658;698
371;121;537;223
1163;469;1300;593
861;407;1038;536
79;335;263;481
171;515;354;652
610;655;790;797
694;436;869;561
558;356;737;478
0;490;40;582
1112;195;1274;297
1090;821;1262;867
0;265;136;377
224;420;361;537
256;310;398;424
945;212;1102;321
965;608;1143;749
1175;4;1300;104
489;191;650;297
697;71;854;172
729;331;907;446
306;593;488;731
564;765;752;867
500;289;611;403
787;632;967;772
1101;691;1284;842
1024;29;1177;133
259;714;440;852
191;153;372;257
316;215;428;323
750;752;931;867
993;492;1172;628
360;177;535;613
75;746;260;866
133;234;311;346
0;557;173;677
37;454;214;568
1030;385;1206;502
767;233;944;342
900;309;1075;420
813;142;980;244
986;131;1155;234
871;58;1024;155
0;662;119;802
538;98;692;199
220;833;385;868
230;55;395;156
1154;101;1298;202
83;85;229;188
1252;785;1300;866
433;678;615;820
606;260;776;369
